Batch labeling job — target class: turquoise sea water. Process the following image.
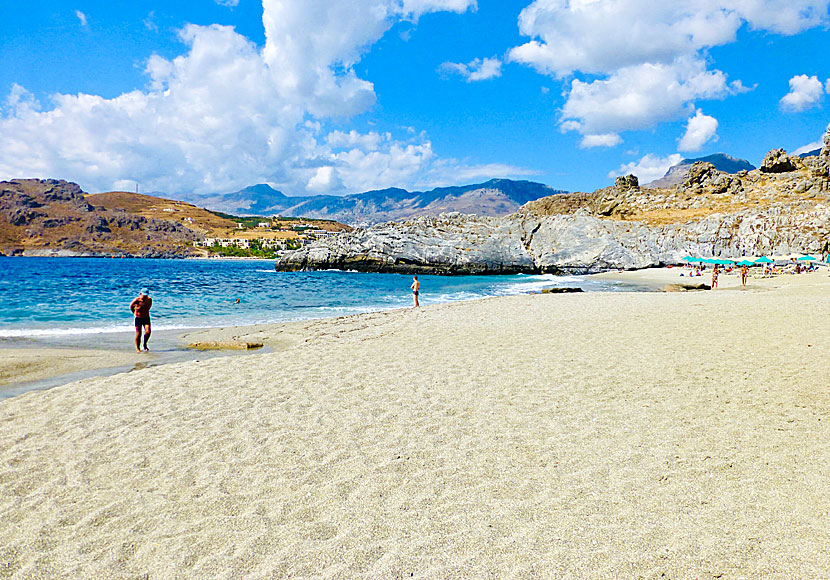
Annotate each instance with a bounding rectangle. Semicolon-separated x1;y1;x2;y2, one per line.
0;257;640;339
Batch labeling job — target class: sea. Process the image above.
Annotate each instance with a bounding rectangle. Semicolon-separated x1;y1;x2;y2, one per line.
0;257;645;397
0;257;643;339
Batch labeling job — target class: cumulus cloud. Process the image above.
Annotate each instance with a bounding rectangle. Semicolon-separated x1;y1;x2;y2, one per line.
0;0;482;196
609;153;684;184
439;57;502;81
509;0;828;78
780;74;826;112
561;58;732;136
508;0;829;141
678;109;718;152
580;133;622;148
75;10;88;27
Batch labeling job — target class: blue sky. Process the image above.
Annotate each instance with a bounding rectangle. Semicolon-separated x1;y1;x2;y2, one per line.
1;0;829;198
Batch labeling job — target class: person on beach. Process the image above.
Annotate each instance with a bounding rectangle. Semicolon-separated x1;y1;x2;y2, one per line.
411;275;420;307
130;288;152;352
711;265;719;289
740;264;748;286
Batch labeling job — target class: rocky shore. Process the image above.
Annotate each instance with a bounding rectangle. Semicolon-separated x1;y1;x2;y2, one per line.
276;135;830;275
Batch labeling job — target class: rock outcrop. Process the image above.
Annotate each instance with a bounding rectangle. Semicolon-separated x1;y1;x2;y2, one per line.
276;154;830;274
760;149;798;173
648;153;755;188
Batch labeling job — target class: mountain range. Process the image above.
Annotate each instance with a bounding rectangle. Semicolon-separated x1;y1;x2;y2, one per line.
182;179;567;225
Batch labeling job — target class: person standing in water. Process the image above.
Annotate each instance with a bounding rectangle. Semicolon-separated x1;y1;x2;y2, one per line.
410;275;420;307
130;288;152;352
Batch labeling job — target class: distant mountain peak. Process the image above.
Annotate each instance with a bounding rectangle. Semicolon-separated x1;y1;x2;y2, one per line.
189;178;567;224
648;153;755;188
236;183;286;198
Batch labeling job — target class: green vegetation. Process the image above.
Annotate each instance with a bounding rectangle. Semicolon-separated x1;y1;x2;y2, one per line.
207;209;338;226
203;244;278;259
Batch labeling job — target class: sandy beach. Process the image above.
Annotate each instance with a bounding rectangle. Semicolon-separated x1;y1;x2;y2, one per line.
1;270;829;578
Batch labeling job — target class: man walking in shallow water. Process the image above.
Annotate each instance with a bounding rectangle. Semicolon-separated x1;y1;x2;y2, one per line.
130;288;152;352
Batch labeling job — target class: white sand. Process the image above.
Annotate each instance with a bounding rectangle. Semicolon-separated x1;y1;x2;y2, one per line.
2;272;830;578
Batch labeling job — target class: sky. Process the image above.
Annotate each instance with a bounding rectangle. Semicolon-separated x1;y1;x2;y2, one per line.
1;0;829;198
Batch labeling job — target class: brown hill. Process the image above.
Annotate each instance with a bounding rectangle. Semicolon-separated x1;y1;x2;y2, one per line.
0;180;351;257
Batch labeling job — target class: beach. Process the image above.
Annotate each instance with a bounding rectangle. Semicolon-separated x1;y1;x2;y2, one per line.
1;270;829;578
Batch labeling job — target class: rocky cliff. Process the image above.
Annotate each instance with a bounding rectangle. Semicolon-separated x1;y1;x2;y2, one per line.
276;133;830;275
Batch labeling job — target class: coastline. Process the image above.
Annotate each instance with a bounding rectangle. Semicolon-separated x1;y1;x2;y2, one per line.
2;267;826;398
2;270;829;576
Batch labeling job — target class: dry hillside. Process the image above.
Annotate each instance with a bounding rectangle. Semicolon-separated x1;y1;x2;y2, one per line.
0;180;350;257
521;149;830;227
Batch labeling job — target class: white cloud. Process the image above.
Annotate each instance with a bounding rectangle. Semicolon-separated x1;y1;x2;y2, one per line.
793;141;822;155
307;166;342;193
678;109;718;152
439;57;502;82
0;0;485;196
580;133;622;148
419;160;539;188
508;0;829;139
780;74;825;112
509;0;828;78
144;11;158;32
609;153;684;184
561;58;731;136
75;10;88;27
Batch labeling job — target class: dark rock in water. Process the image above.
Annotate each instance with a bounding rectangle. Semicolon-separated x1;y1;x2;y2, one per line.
663;283;711;292
760;149;798;173
541;287;583;294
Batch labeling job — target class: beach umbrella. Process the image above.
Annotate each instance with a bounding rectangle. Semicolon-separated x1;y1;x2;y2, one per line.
714;259;734;265
680;256;697;261
797;255;817;261
754;256;774;264
737;260;754;266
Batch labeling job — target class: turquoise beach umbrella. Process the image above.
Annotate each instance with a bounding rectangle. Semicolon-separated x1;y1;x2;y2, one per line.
737;260;754;266
680;256;696;261
754;256;774;264
797;255;817;261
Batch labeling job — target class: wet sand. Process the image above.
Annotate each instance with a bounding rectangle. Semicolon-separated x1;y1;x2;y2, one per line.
1;270;829;577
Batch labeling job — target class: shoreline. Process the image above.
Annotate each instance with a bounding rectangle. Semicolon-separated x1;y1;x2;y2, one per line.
1;267;826;399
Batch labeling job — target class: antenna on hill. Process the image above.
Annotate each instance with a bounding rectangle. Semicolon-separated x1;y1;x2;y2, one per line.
135;182;139;194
